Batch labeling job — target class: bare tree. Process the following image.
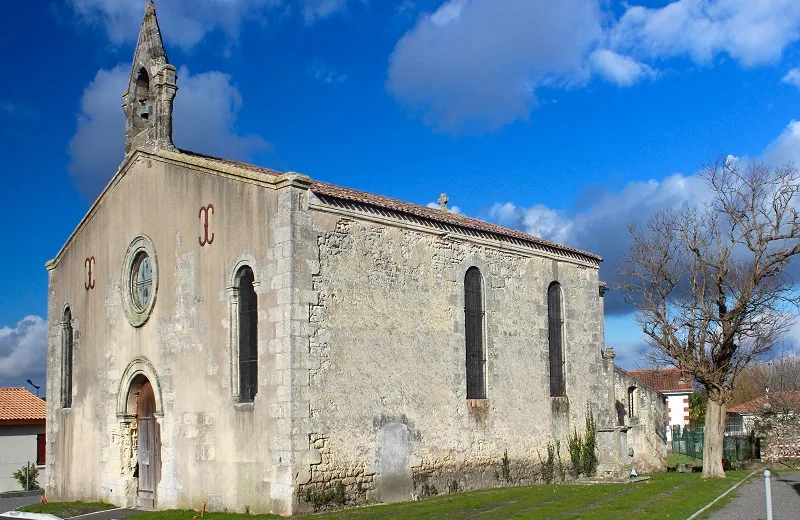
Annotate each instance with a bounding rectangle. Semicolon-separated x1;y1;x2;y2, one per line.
731;349;800;407
618;158;800;477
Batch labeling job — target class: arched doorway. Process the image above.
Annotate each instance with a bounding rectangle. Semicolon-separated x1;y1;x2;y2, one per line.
136;379;159;509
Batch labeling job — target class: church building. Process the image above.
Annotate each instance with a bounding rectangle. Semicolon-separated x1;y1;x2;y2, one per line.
45;3;665;516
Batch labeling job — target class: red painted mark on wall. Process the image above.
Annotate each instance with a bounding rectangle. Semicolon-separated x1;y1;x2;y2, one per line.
85;256;96;290
199;204;215;246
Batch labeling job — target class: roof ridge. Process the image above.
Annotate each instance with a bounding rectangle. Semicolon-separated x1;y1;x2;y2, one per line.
176;150;603;264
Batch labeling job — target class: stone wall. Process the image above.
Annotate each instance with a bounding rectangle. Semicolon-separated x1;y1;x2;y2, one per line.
754;412;800;461
612;367;667;473
46;149;638;516
302;205;608;508
45;151;306;515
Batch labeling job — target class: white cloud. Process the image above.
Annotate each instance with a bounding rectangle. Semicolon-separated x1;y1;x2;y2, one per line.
611;0;800;67
307;59;348;85
763;120;800;167
67;65;128;199
426;201;462;214
489;202;572;244
590;49;657;87
489;171;710;314
68;64;269;200
430;0;467;26
0;316;47;383
388;0;800;132
484;120;800;315
68;0;353;50
395;0;417;18
387;0;603;132
302;0;351;23
783;68;800;89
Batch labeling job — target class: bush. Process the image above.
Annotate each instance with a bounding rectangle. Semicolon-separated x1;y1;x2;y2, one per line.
304;481;346;512
501;450;511;482
581;403;598;477
540;442;556;484
568;427;583;477
13;463;40;490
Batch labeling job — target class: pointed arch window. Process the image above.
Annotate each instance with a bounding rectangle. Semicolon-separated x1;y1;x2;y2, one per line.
465;267;486;399
548;282;565;397
61;307;73;409
237;266;258;402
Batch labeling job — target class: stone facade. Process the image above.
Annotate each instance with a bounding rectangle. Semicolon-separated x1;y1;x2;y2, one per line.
754;412;800;461
45;3;665;517
611;367;668;473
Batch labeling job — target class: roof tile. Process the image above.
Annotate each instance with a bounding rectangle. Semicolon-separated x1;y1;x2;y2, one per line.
729;390;800;414
627;369;693;393
180;150;602;264
0;388;46;422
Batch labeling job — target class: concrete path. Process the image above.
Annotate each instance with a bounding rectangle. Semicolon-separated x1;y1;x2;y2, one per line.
706;470;800;520
0;491;44;518
0;492;136;520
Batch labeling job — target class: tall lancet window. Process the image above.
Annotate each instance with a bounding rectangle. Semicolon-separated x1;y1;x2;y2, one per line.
548;282;565;397
238;267;258;402
61;307;74;409
465;267;486;399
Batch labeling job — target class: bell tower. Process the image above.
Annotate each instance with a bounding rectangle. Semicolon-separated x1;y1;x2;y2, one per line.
122;2;178;154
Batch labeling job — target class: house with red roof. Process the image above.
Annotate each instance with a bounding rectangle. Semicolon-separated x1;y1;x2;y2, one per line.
627;369;693;442
727;390;800;435
0;387;46;491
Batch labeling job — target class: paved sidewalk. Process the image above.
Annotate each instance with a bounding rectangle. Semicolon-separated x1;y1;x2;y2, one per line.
0;492;44;519
706;470;800;520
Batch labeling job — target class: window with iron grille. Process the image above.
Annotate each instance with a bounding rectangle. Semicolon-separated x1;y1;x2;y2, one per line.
548;282;565;397
465;267;486;399
61;307;73;409
238;267;258;402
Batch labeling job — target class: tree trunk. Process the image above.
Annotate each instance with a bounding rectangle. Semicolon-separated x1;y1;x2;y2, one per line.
702;398;727;478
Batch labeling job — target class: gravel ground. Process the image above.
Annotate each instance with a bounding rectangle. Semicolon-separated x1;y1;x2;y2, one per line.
705;470;800;520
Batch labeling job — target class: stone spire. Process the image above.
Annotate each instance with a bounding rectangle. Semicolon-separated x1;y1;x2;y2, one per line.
122;2;178;154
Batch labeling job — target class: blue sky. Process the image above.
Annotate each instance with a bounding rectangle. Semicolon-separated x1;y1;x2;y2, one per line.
2;0;800;389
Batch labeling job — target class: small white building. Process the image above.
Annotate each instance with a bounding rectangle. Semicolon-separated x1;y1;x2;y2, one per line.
0;388;46;491
628;369;693;442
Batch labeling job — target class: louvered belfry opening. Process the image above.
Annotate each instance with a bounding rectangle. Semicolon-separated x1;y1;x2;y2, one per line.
548;282;565;397
465;267;486;399
238;267;258;402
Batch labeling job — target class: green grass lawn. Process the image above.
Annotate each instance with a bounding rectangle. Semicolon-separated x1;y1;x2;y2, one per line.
120;471;752;520
666;453;703;468
18;501;117;518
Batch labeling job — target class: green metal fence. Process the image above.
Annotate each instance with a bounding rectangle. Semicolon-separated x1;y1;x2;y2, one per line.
671;426;758;462
672;426;704;459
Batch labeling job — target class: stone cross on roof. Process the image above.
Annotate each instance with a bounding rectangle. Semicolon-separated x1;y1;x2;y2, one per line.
438;193;449;212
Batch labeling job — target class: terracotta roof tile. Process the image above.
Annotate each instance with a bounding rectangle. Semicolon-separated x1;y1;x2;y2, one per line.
0;388;46;422
180;150;602;264
729;391;800;414
627;369;693;393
